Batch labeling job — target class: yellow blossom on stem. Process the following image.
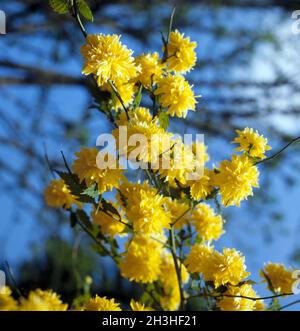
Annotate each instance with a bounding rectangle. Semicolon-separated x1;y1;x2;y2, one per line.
260;262;295;294
217;284;263;311
19;289;68;311
117;181;171;235
0;287;18;311
154;75;197;118
165;30;197;73
44;179;82;209
232;127;271;159
164;197;191;229
134;52;164;88
189;168;215;200
72;147;124;193
81;34;139;86
214;154;259;207
191;203;224;242
83;295;121;311
91;204;127;237
130;299;153;311
119;235;163;283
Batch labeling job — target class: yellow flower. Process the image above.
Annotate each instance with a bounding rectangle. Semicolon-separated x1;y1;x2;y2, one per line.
113;107;171;164
232;127;271;159
158;138;196;186
159;253;189;311
91;204;126;237
101;81;136;110
72;147;124;193
185;244;216;276
81;34;139;86
189;168;215;200
44;179;82;209
217;284;262;311
185;245;250;288
83;295;121;311
130;299;153;311
117;181;171;235
0;286;18;311
154;75;197;118
165;30;197;73
191;203;224;242
119;235;163;283
260;262;295;294
135;52;164;88
214;154;259;207
164;197;191;229
192;141;209;165
19;289;68;311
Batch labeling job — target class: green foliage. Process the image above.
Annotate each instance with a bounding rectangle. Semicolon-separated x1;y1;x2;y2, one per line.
77;0;94;22
49;0;93;22
49;0;69;14
159;111;169;130
132;85;143;110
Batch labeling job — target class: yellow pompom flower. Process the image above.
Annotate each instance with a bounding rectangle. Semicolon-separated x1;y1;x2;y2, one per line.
189;168;215;201
83;295;121;311
44;179;82;209
119;235;163;283
91;204;126;237
217;284;262;311
192;141;209;165
113;107;171;164
117;181;171;235
135;52;164;88
164;197;191;229
81;34;139;86
154;75;197;118
185;244;216;276
260;262;295;294
130;300;153;311
165;30;197;73
19;289;68;311
158;138;196;187
101;81;136;110
214;154;259;207
232;127;271;159
72;147;124;193
159;253;189;311
185;245;250;288
191;203;224;242
0;286;18;311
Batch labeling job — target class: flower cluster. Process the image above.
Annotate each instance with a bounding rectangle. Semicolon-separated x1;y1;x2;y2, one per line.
38;5;299;311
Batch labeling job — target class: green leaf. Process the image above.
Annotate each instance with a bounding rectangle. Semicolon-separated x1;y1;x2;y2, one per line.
159;111;169;130
76;209;93;230
76;0;93;22
132;84;143;110
55;171;94;203
49;0;69;14
82;183;99;199
101;200;121;220
90;243;108;256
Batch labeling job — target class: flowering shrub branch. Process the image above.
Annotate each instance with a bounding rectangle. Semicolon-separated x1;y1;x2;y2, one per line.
1;0;300;312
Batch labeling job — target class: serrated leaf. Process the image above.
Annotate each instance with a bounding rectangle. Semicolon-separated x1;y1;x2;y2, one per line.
159;111;169;130
77;0;93;22
49;0;69;14
82;183;99;199
56;171;94;203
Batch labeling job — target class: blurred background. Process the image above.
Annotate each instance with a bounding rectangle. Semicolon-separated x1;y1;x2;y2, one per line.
1;0;300;309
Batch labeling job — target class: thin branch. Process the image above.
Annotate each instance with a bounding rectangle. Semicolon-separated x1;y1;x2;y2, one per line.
255;136;300;165
279;299;300;311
